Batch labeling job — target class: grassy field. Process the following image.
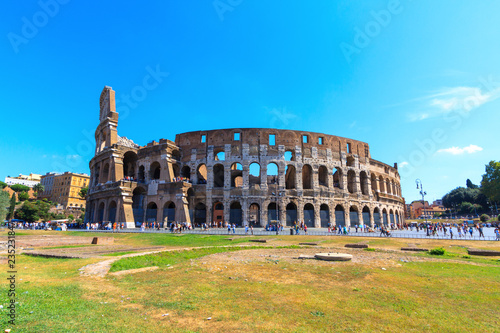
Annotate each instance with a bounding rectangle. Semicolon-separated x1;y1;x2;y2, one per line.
1;231;500;332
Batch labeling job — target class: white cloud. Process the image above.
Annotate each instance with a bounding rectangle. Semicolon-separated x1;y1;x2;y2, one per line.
410;85;500;121
436;144;483;155
399;161;409;168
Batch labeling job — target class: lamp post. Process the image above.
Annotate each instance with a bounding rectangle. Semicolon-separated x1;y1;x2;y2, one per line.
415;179;427;224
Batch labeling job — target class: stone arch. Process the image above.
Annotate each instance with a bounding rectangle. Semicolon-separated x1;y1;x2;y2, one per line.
318;165;328;187
215;150;225;161
102;163;110;183
97;202;105;222
181;166;191;179
378;176;385;193
146;202;158;223
163;201;176;224
303;203;315;227
347;170;356;194
213;164;224;188
172;150;181;161
267;162;279;185
249;203;260;226
268;202;279;222
349;206;360;226
172;164;180;179
333;167;343;189
107;200;117;223
213;202;224;224
389;209;395;225
197;164;207;184
385;178;392;194
132;187;146;225
335;204;345;227
382;208;388;226
286;202;297;226
194;202;206;226
373;207;381;226
285;150;295;161
123;151;138;178
302;164;313;189
360;171;368;195
138;165;145;182
371;173;378;192
230;163;243;188
346;156;355;167
249;162;261;188
230;201;243;226
320;204;330;227
150;162;161;180
285;165;296;189
362;206;370;226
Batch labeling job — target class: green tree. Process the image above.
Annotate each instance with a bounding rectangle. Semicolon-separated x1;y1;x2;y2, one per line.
7;193;16;219
68;214;74;221
0;181;7;189
480;214;490;222
10;184;31;192
16;200;53;223
0;191;9;221
79;187;88;199
481;161;500;203
18;191;29;201
33;183;45;198
466;179;479;189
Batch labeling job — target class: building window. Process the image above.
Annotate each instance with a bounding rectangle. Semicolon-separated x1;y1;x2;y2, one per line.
318;137;323;145
303;135;308;144
269;134;276;146
201;135;206;143
234;132;240;141
347;142;352;153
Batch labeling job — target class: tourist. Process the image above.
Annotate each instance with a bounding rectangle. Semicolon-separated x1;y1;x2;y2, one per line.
232;223;236;234
250;224;254;235
478;224;485;238
245;225;249;235
228;223;231;234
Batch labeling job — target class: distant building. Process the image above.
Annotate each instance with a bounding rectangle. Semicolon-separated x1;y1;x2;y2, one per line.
39;172;90;209
4;173;42;188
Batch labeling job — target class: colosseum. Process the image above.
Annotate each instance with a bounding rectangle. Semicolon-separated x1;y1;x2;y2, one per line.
85;86;405;229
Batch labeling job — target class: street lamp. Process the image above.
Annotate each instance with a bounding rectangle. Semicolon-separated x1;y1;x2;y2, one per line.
415;179;428;224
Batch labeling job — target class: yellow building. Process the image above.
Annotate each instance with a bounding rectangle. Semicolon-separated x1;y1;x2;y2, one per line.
47;172;90;209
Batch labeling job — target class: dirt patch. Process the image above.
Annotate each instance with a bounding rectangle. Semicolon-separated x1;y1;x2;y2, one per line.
109;266;159;276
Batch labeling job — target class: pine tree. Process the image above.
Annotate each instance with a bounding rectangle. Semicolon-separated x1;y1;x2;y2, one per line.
7;193;16;219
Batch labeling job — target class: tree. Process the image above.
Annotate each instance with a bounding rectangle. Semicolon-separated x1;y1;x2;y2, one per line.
442;187;485;212
481;161;500;203
0;191;9;221
7;193;16;219
33;183;45;198
480;214;490;222
68;214;74;221
79;187;88;199
18;191;29;201
0;181;7;189
10;184;31;193
466;179;479;189
16;200;53;223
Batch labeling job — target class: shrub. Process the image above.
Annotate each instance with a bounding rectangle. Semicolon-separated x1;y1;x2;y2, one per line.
497;214;500;222
462;255;471;259
429;247;446;255
480;214;490;222
18;191;30;201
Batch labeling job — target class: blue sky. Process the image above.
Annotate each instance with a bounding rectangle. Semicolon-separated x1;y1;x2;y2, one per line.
1;0;499;203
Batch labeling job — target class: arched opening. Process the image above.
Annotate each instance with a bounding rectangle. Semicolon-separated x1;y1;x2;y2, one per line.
172;150;181;161
150;162;161;180
123;151;138;179
395;211;400;225
347;170;356;194
249;163;261;188
197;164;207;184
318;166;328;187
362;206;370;226
379;176;385;193
181;166;191;179
304;203;314;227
371;174;378;192
163;202;176;225
94;165;100;185
213;164;224;188
333;168;343;189
350;206;359;226
386;178;392;194
213;202;224;224
373;207;381;226
102;163;110;183
286;202;297;226
346;156;355;167
146;202;157;223
284;150;295;161
360;171;368;195
335;205;345;227
320;204;330;227
285;165;296;189
382;208;388;226
268;202;278;222
107;201;117;223
132;187;146;226
230;202;243;226
249;203;260;226
302;164;313;189
172;164;180;179
389;209;395;225
194;203;206;227
215;151;225;161
138;166;145;183
230;163;243;188
267;163;278;185
97;202;105;222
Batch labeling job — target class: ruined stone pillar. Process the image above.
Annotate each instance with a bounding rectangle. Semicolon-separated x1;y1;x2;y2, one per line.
314;203;320;228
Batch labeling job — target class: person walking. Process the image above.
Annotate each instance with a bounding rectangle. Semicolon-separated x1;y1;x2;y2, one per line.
478;224;485;238
228;223;231;234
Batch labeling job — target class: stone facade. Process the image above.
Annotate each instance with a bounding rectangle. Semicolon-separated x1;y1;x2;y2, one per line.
86;86;405;228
